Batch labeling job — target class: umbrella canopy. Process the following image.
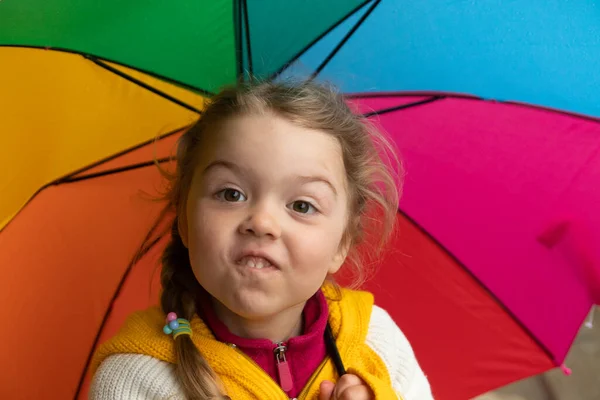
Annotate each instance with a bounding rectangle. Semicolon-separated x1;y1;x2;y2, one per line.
1;1;599;399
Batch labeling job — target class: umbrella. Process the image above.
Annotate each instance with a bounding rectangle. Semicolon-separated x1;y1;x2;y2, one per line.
1;1;599;399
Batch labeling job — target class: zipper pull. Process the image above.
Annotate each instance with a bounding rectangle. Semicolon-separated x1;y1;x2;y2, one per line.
274;342;293;393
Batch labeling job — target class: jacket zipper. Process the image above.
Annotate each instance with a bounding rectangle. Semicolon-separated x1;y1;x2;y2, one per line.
296;357;329;399
229;342;330;400
274;342;294;394
228;343;289;399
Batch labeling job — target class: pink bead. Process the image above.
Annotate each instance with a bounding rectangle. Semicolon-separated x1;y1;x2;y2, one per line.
560;364;572;376
166;312;177;322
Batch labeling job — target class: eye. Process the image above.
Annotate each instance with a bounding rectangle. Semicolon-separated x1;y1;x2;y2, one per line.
289;200;317;214
217;188;247;202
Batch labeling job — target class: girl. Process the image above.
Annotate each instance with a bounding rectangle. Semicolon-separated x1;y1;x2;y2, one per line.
90;81;434;400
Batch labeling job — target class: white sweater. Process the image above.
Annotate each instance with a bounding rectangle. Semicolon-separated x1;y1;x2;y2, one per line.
90;306;434;400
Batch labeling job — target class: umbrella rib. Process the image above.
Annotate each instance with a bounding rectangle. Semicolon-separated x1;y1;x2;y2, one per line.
73;206;173;400
352;91;600;124
0;45;214;96
268;0;374;81
234;0;244;80
0;127;186;234
363;96;445;117
60;157;172;184
242;0;253;77
310;0;381;79
397;209;556;363
85;56;203;114
55;126;186;184
348;91;482;101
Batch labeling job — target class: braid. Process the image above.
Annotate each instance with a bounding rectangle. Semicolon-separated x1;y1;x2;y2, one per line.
160;219;230;399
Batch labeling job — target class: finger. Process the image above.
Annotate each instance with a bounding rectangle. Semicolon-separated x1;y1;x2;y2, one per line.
336;384;373;400
332;374;364;399
318;380;336;400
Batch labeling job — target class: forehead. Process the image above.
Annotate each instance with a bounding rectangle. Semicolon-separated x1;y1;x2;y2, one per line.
200;113;346;182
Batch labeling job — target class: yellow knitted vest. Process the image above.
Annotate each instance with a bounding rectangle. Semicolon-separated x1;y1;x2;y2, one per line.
91;285;398;399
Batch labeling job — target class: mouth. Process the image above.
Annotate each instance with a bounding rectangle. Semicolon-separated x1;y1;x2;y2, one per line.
235;254;279;271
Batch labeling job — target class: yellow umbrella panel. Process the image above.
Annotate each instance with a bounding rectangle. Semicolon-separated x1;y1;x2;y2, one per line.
0;47;207;230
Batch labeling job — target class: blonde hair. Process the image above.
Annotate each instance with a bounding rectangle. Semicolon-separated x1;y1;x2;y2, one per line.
158;80;401;399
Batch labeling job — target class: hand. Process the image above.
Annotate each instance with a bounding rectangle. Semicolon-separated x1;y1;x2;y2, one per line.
318;374;374;400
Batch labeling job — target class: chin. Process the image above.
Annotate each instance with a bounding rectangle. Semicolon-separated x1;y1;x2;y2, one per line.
225;289;284;319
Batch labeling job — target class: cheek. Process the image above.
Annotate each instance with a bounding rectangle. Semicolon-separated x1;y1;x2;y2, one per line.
187;204;227;251
291;222;347;267
186;208;232;283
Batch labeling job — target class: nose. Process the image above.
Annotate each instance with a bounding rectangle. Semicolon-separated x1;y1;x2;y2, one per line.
238;204;282;239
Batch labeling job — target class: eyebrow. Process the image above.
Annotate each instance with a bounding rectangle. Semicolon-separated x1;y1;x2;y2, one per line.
295;175;338;197
202;160;242;176
202;160;337;196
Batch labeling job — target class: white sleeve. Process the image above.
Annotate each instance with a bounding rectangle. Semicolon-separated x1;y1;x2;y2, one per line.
89;354;184;400
366;305;435;400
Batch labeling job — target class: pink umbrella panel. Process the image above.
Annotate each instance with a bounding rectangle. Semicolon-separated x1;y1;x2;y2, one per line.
350;91;600;365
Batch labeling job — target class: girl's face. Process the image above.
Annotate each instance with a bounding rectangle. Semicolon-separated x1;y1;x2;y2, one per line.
180;113;350;321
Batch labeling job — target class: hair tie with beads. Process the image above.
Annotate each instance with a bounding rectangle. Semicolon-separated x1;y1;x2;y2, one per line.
163;312;192;339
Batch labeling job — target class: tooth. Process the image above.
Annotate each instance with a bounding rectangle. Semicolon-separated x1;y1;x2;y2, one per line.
239;256;272;269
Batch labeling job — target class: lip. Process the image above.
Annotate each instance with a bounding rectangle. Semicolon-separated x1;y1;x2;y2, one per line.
235;250;280;270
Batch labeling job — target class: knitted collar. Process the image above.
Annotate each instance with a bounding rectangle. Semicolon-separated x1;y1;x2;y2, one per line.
90;284;399;399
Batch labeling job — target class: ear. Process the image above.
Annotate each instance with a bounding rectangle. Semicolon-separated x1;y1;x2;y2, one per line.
177;209;189;248
329;236;351;274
